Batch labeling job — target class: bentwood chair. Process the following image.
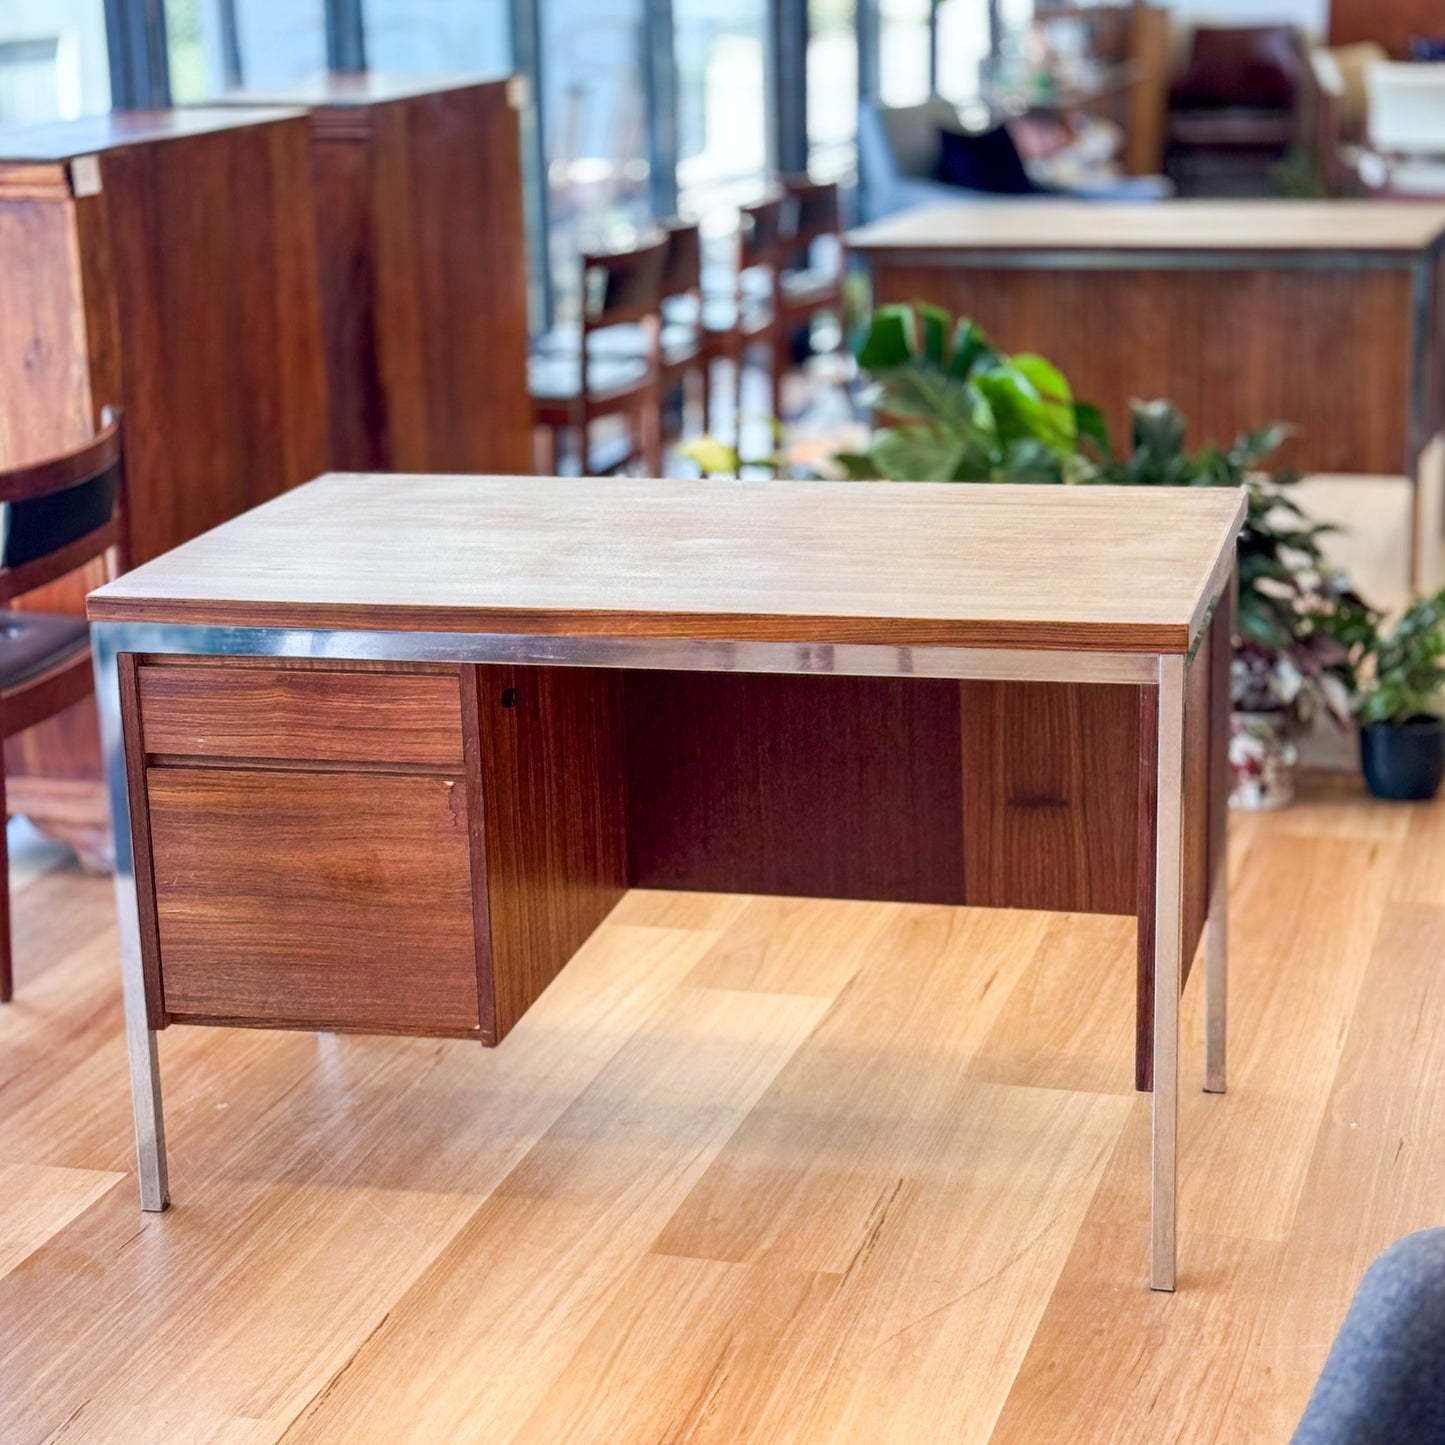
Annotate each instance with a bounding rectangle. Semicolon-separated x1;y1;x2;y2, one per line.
0;408;125;1002
774;177;847;393
697;194;786;431
529;235;668;475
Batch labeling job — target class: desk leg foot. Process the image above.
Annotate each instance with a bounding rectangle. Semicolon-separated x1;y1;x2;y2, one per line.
1150;654;1185;1293
1204;870;1227;1096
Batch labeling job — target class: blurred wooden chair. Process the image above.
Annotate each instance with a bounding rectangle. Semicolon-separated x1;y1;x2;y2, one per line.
774;178;846;396
697;194;785;433
529;235;668;475
0;407;124;1002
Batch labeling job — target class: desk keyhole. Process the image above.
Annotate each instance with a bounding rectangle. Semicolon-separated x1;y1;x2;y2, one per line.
501;687;518;709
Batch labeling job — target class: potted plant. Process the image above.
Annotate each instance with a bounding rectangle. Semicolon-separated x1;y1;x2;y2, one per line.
1334;590;1445;801
1085;399;1356;809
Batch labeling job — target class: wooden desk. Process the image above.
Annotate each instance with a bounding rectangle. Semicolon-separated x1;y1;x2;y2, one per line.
850;200;1445;582
88;475;1244;1291
218;75;532;474
0;108;328;863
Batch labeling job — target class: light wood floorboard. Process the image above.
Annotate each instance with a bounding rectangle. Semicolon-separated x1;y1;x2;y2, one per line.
0;777;1441;1441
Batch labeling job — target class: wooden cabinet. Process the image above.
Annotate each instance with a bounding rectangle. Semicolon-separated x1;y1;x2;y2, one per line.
223;75;533;475
127;658;627;1043
0;109;329;864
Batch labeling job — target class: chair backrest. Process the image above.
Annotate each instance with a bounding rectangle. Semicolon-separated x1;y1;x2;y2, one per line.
780;178;841;253
739;196;785;272
660;220;703;300
580;234;670;331
0;406;123;604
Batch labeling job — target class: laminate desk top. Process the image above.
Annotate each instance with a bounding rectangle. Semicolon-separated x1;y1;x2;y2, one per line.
847;200;1445;257
0;108;308;163
89;474;1245;654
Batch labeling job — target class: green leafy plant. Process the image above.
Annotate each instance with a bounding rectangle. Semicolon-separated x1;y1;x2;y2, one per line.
836;302;1091;484
1330;590;1445;727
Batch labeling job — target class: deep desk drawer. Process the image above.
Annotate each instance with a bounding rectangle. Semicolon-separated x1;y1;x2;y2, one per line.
146;765;483;1035
136;662;465;768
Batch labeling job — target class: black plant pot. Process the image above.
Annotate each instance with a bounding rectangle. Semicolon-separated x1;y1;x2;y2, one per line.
1360;718;1445;802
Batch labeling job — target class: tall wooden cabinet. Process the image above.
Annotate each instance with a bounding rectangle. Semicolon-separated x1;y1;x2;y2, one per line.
0;108;329;864
225;75;533;474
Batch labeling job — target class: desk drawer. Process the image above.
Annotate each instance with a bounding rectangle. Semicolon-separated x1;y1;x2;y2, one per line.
148;765;483;1036
136;662;464;768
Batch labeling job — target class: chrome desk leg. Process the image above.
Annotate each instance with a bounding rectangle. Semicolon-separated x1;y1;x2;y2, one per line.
1151;653;1185;1292
94;631;169;1212
1204;859;1228;1096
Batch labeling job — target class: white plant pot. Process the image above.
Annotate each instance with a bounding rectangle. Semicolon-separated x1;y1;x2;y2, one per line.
1229;710;1299;810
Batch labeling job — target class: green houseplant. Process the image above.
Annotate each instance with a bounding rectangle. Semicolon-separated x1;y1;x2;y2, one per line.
1332;590;1445;801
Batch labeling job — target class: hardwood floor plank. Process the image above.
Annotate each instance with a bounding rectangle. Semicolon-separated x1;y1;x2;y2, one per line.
965;912;1136;1096
988;1226;1284;1445
277;986;830;1444
1220;902;1445;1441
0;1165;125;1280
654;905;1054;1271
684;895;903;996
1088;832;1398;1243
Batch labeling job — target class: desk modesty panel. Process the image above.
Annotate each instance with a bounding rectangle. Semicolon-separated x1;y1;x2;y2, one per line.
89;475;1244;1291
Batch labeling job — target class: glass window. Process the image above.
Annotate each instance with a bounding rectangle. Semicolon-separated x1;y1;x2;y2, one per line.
165;0;327;102
0;0;110;123
540;0;652;321
935;0;991;105
808;0;857;182
674;0;769;232
362;0;513;78
878;0;932;109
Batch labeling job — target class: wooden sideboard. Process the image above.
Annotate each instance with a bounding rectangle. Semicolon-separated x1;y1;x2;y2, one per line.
221;74;533;474
0;108;328;864
850;200;1445;583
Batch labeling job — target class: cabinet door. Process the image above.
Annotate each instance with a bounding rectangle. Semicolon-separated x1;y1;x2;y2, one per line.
147;766;482;1037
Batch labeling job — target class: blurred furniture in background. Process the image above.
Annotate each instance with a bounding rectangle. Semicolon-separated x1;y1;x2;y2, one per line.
1165;26;1308;195
1307;43;1387;195
698;194;785;428
774;178;846;401
1331;0;1445;59
0;409;123;999
858;96;1169;223
850;199;1445;585
1366;63;1445;194
529;234;667;475
0;109;327;868
221;75;532;475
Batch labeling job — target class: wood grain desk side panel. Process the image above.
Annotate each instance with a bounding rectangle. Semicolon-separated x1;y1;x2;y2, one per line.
624;672;966;905
873;263;1415;476
475;664;629;1042
148;765;481;1036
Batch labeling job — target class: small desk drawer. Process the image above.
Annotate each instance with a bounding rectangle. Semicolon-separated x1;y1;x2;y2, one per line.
137;663;465;768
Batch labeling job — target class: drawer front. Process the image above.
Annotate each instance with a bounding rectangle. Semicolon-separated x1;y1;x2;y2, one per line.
137;663;465;768
147;765;482;1036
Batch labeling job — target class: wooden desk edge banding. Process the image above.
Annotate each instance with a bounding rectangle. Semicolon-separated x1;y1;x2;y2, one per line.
88;477;1245;1294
